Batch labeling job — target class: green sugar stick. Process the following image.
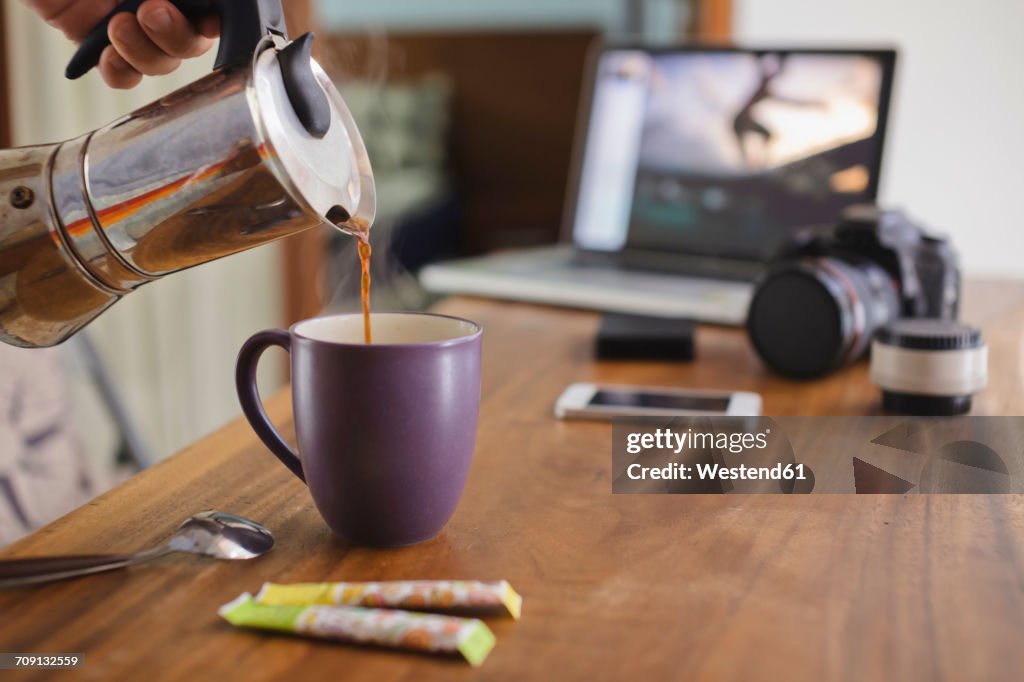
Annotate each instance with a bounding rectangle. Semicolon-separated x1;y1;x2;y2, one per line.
219;594;496;667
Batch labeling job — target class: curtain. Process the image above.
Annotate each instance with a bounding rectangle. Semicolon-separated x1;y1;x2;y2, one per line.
4;2;286;464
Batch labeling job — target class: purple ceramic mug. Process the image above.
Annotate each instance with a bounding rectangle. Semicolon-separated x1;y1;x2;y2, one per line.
236;312;482;547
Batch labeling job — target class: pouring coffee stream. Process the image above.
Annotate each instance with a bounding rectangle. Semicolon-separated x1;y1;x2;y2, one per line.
0;0;376;348
357;237;373;345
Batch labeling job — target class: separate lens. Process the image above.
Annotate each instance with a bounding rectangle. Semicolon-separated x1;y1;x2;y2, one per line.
871;319;986;416
746;257;899;378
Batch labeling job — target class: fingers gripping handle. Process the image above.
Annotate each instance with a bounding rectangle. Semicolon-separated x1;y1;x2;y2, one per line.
235;329;305;482
65;0;287;80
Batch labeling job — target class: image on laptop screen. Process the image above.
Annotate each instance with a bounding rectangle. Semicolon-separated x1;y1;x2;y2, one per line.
572;48;893;262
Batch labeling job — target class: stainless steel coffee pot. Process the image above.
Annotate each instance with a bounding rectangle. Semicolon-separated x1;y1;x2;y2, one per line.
0;0;374;347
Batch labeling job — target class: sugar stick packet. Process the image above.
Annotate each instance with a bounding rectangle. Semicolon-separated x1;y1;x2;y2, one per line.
219;594;495;667
256;580;522;620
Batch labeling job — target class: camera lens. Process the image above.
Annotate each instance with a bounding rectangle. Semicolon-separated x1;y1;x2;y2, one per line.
871;319;986;415
746;257;900;378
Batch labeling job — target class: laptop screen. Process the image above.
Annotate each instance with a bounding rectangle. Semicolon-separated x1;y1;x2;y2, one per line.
570;47;895;261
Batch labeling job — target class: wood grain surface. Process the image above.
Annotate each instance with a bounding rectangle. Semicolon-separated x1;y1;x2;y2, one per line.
0;280;1022;681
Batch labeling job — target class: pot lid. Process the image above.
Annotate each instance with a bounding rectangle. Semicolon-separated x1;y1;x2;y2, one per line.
252;41;376;232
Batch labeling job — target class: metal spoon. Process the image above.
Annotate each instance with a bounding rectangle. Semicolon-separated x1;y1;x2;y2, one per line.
0;511;274;589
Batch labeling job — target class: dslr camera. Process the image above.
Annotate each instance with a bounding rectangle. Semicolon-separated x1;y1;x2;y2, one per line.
747;205;960;378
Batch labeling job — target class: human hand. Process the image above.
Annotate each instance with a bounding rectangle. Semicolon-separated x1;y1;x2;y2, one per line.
26;0;220;88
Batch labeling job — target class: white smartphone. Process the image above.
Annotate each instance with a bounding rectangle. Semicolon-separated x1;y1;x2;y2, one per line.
554;383;762;420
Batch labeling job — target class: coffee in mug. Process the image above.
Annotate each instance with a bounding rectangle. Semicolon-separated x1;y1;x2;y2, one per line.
236;312;482;546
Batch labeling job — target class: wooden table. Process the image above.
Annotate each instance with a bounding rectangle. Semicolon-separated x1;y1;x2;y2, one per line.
2;281;1023;681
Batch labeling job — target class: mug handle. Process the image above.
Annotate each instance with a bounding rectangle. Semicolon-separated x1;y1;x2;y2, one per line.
235;329;305;482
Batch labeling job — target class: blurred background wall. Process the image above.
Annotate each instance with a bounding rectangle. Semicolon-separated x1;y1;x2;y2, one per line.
735;0;1024;278
317;0;685;38
310;0;699;314
316;0;1024;280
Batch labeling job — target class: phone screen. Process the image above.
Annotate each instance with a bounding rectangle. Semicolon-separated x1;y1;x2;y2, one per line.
589;389;730;412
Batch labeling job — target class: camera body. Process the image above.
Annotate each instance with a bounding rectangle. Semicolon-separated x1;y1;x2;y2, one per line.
807;205;960;319
746;205;961;378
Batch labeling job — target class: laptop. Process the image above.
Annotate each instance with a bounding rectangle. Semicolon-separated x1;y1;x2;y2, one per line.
420;45;896;325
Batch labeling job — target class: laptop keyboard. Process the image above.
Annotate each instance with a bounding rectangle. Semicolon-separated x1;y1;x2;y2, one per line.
544;261;735;294
421;246;754;324
479;248;748;293
568;253;761;282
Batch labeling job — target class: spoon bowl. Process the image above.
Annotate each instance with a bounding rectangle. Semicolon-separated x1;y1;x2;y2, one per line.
167;511;275;560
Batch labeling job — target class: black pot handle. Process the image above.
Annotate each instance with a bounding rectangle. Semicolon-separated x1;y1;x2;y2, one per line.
65;0;287;80
63;0;331;138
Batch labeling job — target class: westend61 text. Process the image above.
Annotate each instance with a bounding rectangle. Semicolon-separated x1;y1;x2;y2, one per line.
626;462;809;481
